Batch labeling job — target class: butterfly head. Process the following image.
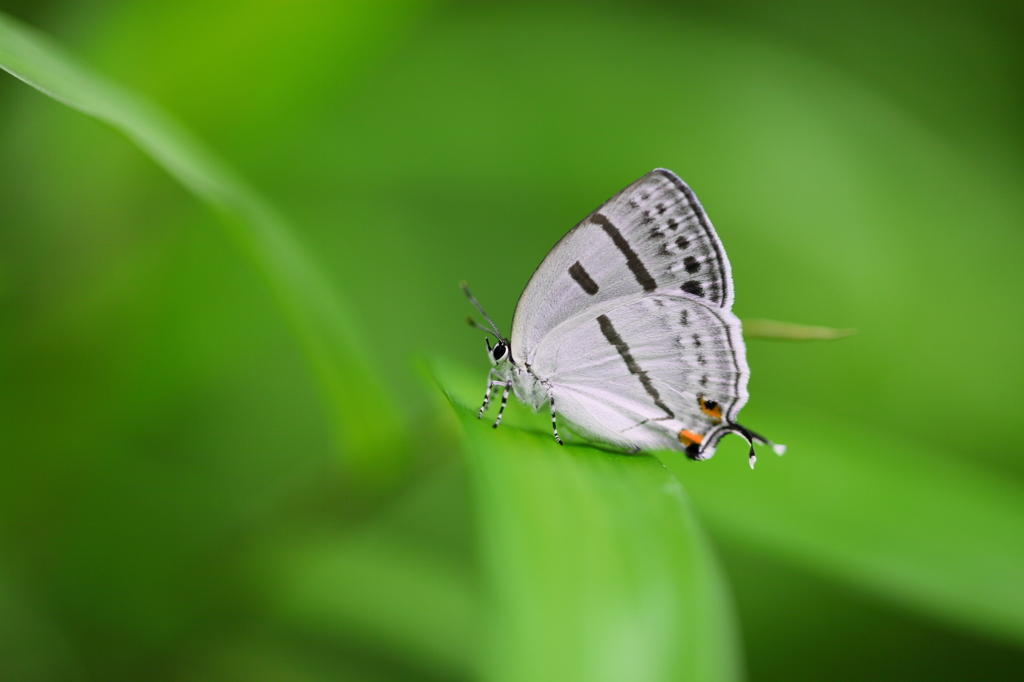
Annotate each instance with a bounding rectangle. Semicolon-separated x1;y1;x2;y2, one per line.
462;282;514;367
486;337;511;366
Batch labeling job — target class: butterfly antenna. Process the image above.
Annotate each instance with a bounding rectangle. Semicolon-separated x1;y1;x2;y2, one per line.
466;316;501;340
460;281;503;338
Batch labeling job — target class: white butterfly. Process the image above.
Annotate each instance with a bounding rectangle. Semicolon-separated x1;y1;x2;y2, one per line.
464;169;784;468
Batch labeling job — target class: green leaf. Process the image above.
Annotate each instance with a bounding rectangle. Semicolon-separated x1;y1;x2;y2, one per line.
434;361;743;682
0;11;406;483
660;404;1024;646
271;531;476;679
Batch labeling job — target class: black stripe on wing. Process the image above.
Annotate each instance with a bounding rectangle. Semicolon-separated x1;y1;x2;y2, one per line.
592;213;658;292
568;261;599;295
596;314;674;419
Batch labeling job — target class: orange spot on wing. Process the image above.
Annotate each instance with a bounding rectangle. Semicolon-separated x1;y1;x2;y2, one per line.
678;430;704;447
699;396;723;422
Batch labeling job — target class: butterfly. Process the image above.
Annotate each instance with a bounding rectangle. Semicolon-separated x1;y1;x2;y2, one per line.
463;169;784;468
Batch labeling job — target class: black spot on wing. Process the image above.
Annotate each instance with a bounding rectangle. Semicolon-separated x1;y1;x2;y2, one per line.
597;314;674;419
568;261;599;295
675;236;690;250
592;213;658;292
681;280;704;297
684;256;700;274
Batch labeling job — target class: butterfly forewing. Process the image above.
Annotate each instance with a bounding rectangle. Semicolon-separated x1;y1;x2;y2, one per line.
511;169;734;366
531;289;749;457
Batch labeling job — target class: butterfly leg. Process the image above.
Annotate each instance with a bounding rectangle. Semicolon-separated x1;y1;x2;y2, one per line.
549;395;563;445
492;381;512;428
478;369;497;418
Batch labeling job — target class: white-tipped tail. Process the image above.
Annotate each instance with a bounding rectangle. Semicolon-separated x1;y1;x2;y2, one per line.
772;443;787;456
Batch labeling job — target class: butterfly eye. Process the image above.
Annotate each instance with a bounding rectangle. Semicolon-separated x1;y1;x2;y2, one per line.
492;342;508;361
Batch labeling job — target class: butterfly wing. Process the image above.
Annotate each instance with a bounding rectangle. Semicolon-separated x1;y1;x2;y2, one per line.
532;289;749;458
510;169;734;367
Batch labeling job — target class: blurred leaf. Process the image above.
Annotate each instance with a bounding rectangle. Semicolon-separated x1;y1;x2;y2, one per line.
271;531;476;679
0;10;405;484
0;566;81;682
659;404;1024;646
742;318;857;341
432;360;744;682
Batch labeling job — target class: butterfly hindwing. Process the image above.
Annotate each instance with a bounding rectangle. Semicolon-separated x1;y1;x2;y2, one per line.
511;169;734;366
531;289;749;458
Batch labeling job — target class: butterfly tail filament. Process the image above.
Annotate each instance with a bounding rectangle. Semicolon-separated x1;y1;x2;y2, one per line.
720;423;786;469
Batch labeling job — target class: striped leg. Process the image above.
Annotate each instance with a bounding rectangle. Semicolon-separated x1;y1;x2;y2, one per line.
478;369;496;418
550;395;563;445
492;382;511;428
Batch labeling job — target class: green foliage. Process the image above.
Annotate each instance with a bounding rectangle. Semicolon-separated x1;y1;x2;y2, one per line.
438;362;742;682
1;2;1023;681
0;9;406;485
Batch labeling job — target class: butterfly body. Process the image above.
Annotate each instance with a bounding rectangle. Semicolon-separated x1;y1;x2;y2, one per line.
466;169;783;467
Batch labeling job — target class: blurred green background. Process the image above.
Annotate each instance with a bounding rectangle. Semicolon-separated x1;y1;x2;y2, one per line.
1;1;1023;680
